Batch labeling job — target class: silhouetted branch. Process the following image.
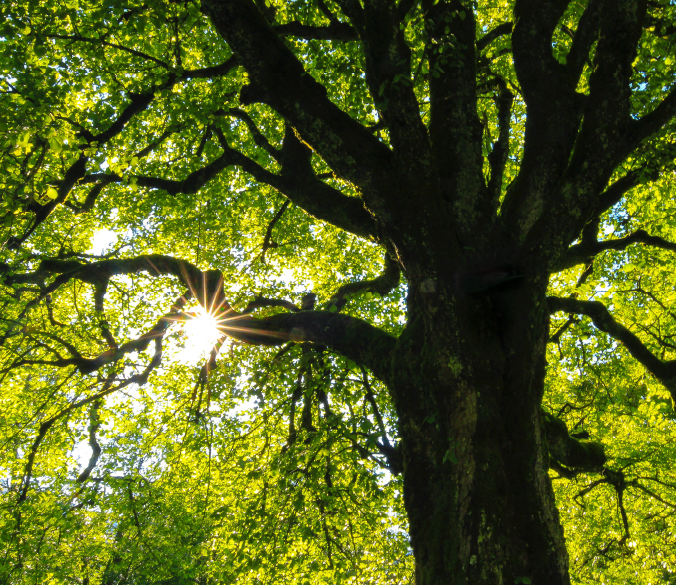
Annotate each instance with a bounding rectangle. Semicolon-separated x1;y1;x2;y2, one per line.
44;34;171;68
548;296;676;400
556;229;676;270
273;21;358;41
257;199;290;264
476;21;513;52
241;296;300;314
325;254;400;312
6;253;396;383
543;410;606;476
564;0;602;86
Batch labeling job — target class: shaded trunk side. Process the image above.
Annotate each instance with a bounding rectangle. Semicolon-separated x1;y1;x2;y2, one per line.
390;277;569;585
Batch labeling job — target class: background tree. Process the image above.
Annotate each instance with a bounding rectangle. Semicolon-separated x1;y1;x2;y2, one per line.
1;0;676;583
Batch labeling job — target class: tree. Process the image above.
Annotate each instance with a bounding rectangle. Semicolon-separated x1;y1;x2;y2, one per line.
1;0;676;582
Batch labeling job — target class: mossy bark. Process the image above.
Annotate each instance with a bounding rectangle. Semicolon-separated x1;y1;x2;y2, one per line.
390;276;569;584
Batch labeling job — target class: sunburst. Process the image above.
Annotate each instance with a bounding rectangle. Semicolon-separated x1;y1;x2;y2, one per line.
178;305;227;364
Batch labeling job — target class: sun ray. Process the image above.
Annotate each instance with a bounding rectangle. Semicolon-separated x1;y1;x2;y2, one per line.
178;306;224;364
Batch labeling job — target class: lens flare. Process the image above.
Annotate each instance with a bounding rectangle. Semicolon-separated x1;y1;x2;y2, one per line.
179;306;223;364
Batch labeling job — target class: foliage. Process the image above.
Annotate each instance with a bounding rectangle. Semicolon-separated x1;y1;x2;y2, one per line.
0;0;676;583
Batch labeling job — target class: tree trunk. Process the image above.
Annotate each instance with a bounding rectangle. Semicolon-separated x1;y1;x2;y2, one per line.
392;275;569;584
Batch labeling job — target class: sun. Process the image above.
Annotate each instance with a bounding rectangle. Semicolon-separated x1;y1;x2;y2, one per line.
178;306;224;364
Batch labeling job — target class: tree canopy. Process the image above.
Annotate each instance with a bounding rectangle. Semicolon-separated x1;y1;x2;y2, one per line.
1;0;676;583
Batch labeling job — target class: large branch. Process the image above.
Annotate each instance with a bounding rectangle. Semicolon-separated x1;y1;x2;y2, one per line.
516;2;660;268
82;129;377;240
323;0;458;264
511;0;570;108
563;0;602;87
201;0;391;193
356;1;432;185
528;156;663;271
213;131;379;238
500;0;586;243
485;78;514;215
571;0;646;167
7;155;88;249
592;168;643;218
548;296;676;401
543;410;606;475
221;311;396;385
427;1;485;240
182;55;239;79
6;255;397;384
87;92;157;145
274;127;377;239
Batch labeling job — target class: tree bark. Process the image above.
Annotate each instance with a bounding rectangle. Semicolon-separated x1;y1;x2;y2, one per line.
391;275;569;584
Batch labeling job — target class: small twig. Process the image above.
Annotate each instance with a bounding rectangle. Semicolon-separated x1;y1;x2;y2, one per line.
360;367;391;449
258;200;290;264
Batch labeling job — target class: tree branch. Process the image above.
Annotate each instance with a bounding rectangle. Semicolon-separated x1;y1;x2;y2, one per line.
357;1;432;186
84;129;377;240
427;1;484;239
182;55;239;79
217;108;281;161
563;0;602;86
272;21;358;41
593;168;643;218
333;0;366;37
500;0;587;244
515;2;666;268
476;21;513;52
273;127;378;239
44;34;172;69
201;0;391;193
240;296;300;314
90;92;157;145
7;155;89;250
17;363;157;503
7;91;158;249
221;310;396;385
257;199;290;264
566;0;647;173
324;254;400;312
76;400;103;483
543;409;606;475
6;55;245;249
511;0;570;106
556;229;676;271
630;84;676;148
8;254;397;384
486;77;514;211
631;482;676;510
135;148;242;195
548;296;676;400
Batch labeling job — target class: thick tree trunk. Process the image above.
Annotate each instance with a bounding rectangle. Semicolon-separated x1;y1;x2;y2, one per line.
391;276;569;584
